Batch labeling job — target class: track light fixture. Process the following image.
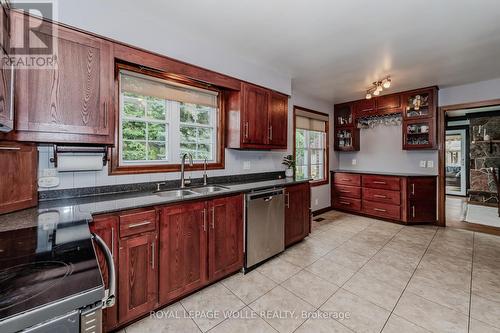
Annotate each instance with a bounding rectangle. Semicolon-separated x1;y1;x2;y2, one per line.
365;76;392;99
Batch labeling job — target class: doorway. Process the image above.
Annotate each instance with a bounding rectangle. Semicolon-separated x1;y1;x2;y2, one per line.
439;100;500;233
445;129;467;196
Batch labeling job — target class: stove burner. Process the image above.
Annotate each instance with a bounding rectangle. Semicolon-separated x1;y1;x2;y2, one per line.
0;261;72;311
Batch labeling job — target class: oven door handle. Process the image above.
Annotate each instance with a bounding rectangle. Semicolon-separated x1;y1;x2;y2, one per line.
92;233;116;309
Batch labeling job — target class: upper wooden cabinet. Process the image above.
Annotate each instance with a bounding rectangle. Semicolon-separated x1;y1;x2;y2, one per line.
1;11;114;144
376;94;402;114
226;82;288;149
268;91;288;148
336;86;438;151
0;141;37;214
354;98;376;118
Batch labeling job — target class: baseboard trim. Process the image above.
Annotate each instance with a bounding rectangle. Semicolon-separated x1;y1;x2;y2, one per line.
312;206;332;216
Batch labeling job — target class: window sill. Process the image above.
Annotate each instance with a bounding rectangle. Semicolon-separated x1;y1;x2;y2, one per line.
109;161;225;175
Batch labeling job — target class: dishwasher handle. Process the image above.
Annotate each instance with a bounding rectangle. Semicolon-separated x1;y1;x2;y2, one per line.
246;188;284;201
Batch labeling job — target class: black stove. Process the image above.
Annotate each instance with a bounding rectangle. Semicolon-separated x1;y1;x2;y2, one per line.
0;218;104;332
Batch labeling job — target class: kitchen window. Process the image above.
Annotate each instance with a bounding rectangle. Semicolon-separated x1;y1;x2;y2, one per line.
294;106;329;185
112;68;223;174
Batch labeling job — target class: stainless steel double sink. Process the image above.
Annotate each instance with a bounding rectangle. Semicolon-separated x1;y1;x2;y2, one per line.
154;185;230;199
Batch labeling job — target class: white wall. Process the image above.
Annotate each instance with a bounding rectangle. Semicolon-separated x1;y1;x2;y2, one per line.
439;78;500;106
337;126;438;174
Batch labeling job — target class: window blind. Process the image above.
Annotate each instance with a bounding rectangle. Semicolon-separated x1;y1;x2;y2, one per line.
295;110;328;132
120;70;218;108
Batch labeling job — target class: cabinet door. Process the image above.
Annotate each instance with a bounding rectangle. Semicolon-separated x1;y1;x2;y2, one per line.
354;99;375;118
119;232;157;323
11;12;113;143
208;195;244;281
89;216;119;331
407;177;437;223
403;118;436;150
268;92;288;148
376;94;401;114
0;142;37;214
159;201;208;304
334;103;354;128
402;88;436;120
334;128;359;151
0;47;13;132
242;83;269;145
285;183;311;247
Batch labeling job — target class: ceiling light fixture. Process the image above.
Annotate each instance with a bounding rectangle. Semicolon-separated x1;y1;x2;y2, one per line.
365;76;392;99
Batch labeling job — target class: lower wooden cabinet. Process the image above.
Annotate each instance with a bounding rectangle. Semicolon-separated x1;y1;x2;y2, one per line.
208;194;244;281
285;183;311;247
331;171;437;224
0;142;37;214
118;231;158;323
159;201;208;304
159;194;244;304
89;216;119;331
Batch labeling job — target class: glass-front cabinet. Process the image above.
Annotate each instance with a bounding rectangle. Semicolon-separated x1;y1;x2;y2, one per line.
403;119;435;150
334;128;359;151
402;88;435;120
334;103;354;127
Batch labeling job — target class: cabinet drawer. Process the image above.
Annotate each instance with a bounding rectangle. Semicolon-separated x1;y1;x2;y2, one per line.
362;188;401;205
362;175;401;190
119;210;157;238
334;173;361;186
333;184;361;199
333;196;361;212
362;201;401;220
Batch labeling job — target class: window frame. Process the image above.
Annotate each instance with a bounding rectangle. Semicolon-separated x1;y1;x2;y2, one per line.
110;63;225;175
293;105;330;187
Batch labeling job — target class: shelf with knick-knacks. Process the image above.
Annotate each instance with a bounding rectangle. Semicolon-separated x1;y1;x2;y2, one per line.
402;87;437;120
335;103;354;128
335;128;360;151
403;118;436;150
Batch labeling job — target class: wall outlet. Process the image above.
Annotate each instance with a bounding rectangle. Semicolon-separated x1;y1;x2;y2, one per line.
42;168;58;177
352;159;357;165
419;160;427;168
314;199;319;206
243;161;251;170
38;176;60;188
427;160;434;168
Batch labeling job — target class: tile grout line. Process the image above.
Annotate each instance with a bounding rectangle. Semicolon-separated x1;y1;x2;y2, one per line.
467;232;475;333
292;220;408;333
179;301;204;333
378;227;440;333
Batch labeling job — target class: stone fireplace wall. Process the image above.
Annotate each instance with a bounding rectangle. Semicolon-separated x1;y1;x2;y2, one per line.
469;116;500;205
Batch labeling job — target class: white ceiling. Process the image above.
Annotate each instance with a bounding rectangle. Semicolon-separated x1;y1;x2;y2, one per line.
59;0;500;104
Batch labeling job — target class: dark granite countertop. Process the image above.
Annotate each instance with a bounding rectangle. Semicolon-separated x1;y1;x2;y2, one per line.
0;177;310;233
331;169;438;177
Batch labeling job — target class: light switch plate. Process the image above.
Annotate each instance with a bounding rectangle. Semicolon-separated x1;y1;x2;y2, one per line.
427;160;434;168
419;160;427;168
352;159;357;165
243;161;251;170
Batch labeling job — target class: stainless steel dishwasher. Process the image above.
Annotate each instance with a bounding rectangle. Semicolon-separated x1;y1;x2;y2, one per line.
244;188;285;271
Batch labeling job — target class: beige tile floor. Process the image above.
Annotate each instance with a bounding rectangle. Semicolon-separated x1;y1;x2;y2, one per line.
120;210;500;333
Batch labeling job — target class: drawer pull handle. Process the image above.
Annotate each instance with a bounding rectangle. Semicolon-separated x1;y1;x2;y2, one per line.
339;190;351;193
373;208;387;212
373;181;387;184
412;205;416;218
340;201;351;205
341;178;351;181
128;221;151;229
373;194;387;198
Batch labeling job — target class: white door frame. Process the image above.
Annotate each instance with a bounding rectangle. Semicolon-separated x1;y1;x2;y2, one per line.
446;129;467;196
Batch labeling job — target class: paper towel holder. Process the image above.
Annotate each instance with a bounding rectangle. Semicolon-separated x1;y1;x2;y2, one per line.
50;144;109;168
